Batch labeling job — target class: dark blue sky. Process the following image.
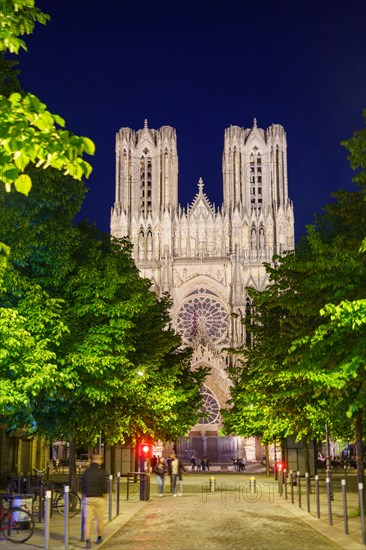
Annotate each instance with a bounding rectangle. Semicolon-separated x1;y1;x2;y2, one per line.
18;0;366;243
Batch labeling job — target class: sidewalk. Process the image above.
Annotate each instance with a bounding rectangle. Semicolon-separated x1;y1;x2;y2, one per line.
0;497;147;550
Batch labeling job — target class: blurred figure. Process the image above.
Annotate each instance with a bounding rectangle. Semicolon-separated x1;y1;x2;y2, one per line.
82;454;107;549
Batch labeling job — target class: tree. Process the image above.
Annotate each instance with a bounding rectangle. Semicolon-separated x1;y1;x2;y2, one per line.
1;175;206;484
0;1;94;195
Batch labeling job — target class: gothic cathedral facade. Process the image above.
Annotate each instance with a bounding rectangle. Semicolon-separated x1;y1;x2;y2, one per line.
111;119;294;462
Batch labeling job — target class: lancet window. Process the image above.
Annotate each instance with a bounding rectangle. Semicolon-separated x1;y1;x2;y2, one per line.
140;150;152;214
250;152;263;209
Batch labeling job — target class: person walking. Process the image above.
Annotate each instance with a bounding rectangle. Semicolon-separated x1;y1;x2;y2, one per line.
154;457;167;496
170;453;187;496
81;454;108;549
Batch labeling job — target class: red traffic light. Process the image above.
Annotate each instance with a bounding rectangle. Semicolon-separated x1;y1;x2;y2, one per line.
142;444;150;454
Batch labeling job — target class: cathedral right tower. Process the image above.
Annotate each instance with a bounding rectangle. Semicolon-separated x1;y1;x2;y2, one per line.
222;118;293;256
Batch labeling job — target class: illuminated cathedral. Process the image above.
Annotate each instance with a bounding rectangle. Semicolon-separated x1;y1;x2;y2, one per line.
110;118;294;461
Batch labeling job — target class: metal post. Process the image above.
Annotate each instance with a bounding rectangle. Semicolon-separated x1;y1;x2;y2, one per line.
64;485;69;550
290;470;294;504
359;483;365;545
80;498;85;542
305;473;310;513
341;479;348;535
326;477;333;526
250;476;256;494
297;471;301;508
44;490;51;550
139;456;146;500
315;475;320;519
284;469;288;500
278;467;283;496
39;482;44;523
108;475;113;521
146;474;150;500
325;421;333;501
116;473;120;516
274;439;277;480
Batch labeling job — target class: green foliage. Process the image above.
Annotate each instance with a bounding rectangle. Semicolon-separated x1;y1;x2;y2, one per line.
341;109;366;187
0;92;94;194
0;273;68;428
0;167;206;445
0;1;95;195
0;0;49;54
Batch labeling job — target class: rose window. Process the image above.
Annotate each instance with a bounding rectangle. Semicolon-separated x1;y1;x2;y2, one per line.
198;387;220;424
177;289;228;345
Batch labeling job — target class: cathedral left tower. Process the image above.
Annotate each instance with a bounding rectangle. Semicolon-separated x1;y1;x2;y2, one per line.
112;120;178;264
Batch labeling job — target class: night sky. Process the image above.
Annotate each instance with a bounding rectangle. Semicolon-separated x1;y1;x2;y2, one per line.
17;0;366;244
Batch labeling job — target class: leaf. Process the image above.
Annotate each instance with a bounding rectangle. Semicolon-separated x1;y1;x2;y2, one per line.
14;174;32;195
82;137;95;155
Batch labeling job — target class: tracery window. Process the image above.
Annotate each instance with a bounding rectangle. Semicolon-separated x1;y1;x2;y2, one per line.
198;386;220;424
177;289;229;346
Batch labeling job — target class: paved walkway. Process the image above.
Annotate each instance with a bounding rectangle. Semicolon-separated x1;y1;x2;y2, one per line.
1;468;366;550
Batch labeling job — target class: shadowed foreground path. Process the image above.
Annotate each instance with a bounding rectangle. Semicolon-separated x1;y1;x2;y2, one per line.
106;474;340;549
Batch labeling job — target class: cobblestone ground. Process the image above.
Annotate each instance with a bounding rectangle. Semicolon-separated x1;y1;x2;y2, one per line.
106;475;340;549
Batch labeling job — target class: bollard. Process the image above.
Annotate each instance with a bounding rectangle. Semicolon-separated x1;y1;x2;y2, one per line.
305;473;310;513
64;485;69;550
359;483;365;545
116;472;120;516
290;471;294;504
108;475;113;522
209;476;216;493
249;476;256;494
284;469;288;500
44;490;52;550
297;471;301;508
326;477;333;526
80;498;85;542
39;482;44;523
341;479;348;535
315;475;320;519
278;467;283;497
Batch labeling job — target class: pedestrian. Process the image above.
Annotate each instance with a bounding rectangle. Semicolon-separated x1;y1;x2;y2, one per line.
170;453;187;496
239;457;246;472
196;458;202;472
151;454;158;471
81;454;107;549
190;454;196;471
154;457;167;496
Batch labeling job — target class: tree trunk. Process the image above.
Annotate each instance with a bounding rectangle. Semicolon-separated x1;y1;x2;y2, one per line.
303;439;310;474
265;442;270;477
68;436;77;492
110;444;116;477
355;415;365;508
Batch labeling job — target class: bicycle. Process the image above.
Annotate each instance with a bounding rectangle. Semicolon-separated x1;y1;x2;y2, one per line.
0;496;35;543
31;469;81;518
